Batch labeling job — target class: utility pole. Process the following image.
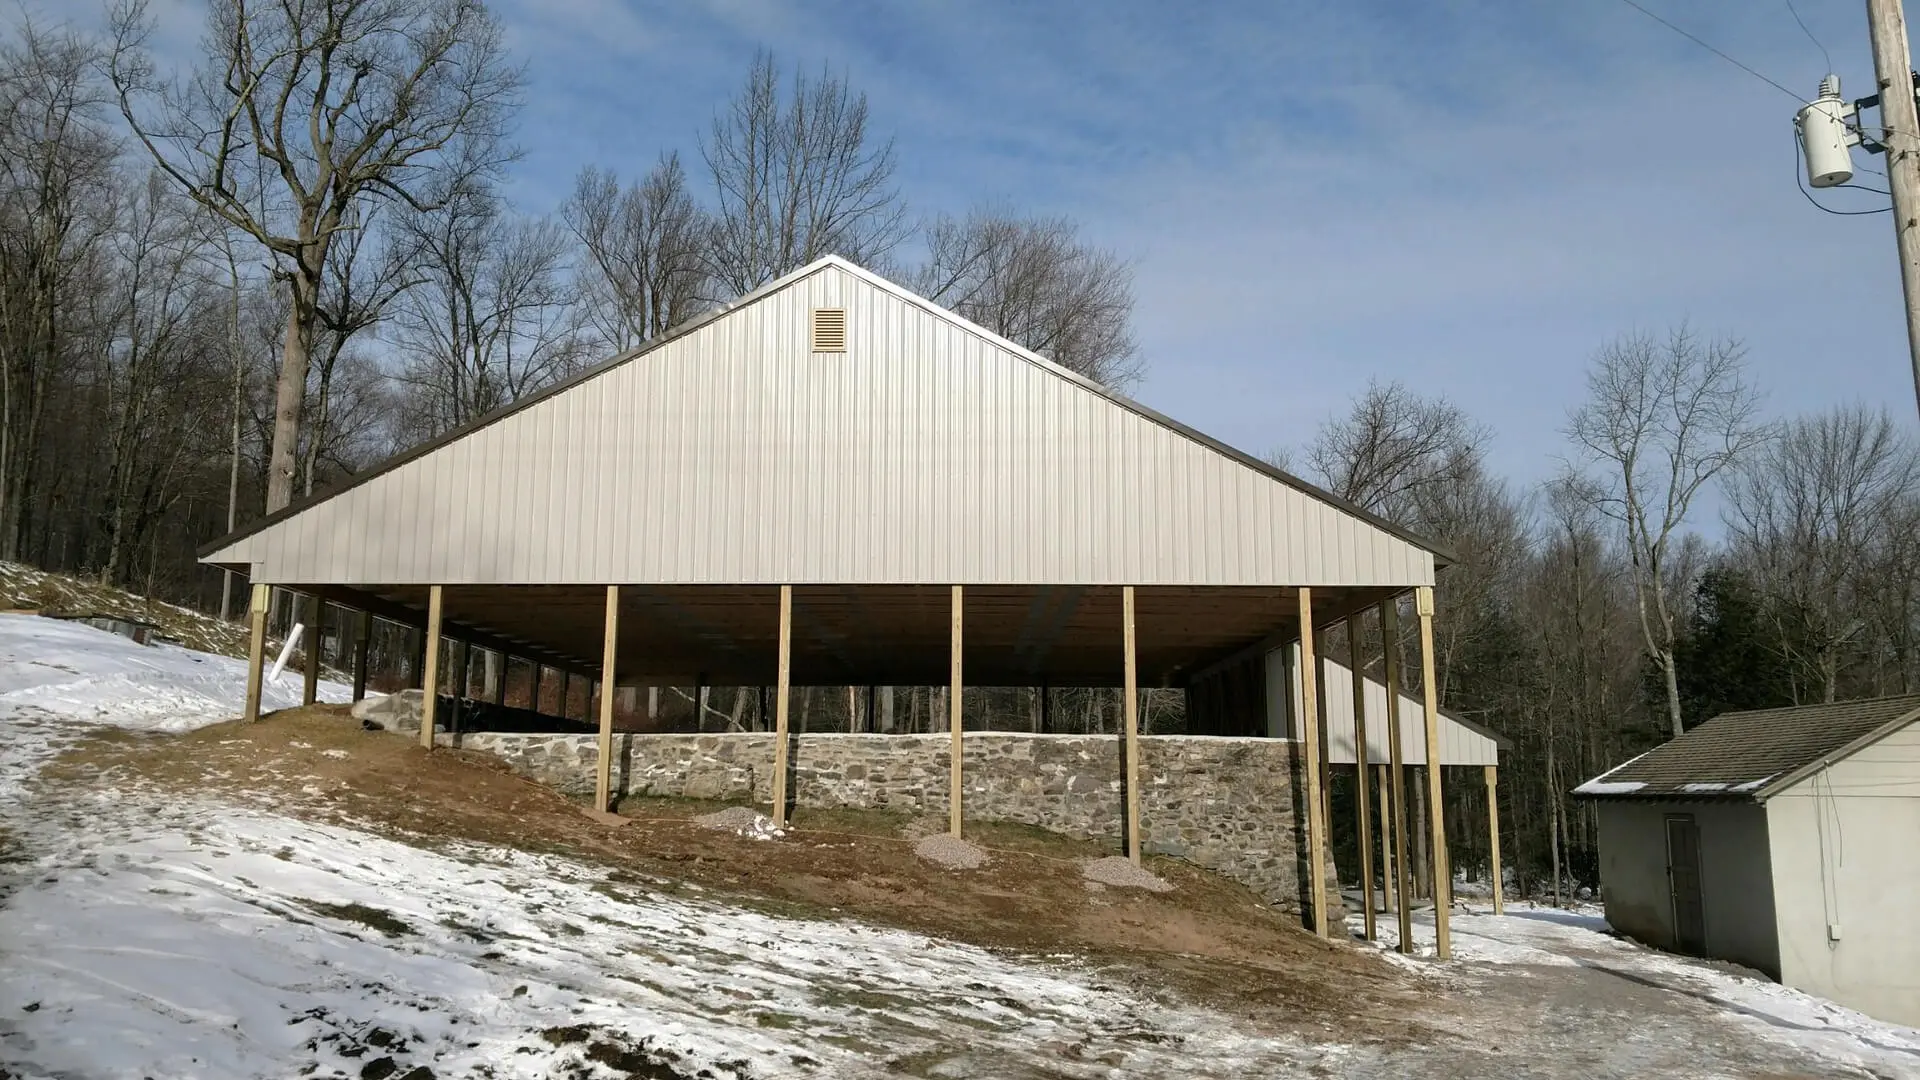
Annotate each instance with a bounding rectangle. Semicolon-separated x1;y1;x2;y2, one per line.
1866;0;1920;419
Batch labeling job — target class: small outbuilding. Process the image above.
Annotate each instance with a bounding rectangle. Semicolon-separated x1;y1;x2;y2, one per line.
1576;695;1920;1026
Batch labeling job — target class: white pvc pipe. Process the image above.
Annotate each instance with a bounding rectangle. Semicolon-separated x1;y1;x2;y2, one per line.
268;623;303;685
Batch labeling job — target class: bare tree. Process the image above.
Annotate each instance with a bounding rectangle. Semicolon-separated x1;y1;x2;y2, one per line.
564;155;708;351
1309;380;1487;522
93;172;223;586
0;17;117;558
913;206;1141;386
106;0;520;512
700;52;906;297
1568;326;1766;737
303;205;417;494
391;188;586;439
1725;405;1920;701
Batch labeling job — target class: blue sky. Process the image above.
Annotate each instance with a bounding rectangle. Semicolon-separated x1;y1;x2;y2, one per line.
58;0;1918;494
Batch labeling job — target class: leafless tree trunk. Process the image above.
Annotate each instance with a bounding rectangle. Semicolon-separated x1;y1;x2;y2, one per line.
108;0;519;513
1568;326;1765;737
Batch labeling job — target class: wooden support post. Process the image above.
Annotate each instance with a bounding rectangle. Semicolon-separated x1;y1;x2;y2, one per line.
351;610;371;703
1381;598;1414;952
410;628;425;689
1416;585;1451;959
595;587;621;812
695;675;708;733
949;585;965;837
1486;764;1504;916
301;593;322;706
1349;618;1377;942
243;584;270;722
559;670;571;721
529;663;544;716
1378;765;1395;915
772;586;793;825
419;587;444;749
1297;588;1329;938
1122;586;1142;863
494;651;510;705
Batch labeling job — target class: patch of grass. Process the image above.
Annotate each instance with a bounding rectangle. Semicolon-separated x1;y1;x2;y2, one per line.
783;804;915;839
539;1025;591;1046
752;1011;800;1030
297;899;414;938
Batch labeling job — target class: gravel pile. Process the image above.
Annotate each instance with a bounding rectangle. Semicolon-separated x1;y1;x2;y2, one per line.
1081;856;1173;893
913;833;988;870
694;806;784;841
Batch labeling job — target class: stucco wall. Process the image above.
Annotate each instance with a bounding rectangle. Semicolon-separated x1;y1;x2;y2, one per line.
1597;800;1779;976
450;729;1339;916
1767;721;1920;1026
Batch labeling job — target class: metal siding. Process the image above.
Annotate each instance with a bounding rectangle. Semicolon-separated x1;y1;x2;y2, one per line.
223;262;1437;587
1308;653;1497;767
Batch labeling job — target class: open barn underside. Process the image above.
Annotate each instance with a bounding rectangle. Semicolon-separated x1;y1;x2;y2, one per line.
307;582;1399;689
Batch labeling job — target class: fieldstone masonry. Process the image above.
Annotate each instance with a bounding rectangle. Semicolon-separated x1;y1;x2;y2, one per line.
450;726;1343;916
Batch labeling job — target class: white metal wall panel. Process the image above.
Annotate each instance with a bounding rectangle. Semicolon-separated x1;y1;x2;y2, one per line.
1284;650;1500;767
209;259;1438;588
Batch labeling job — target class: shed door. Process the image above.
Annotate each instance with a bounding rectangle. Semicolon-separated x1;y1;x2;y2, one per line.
1665;814;1707;955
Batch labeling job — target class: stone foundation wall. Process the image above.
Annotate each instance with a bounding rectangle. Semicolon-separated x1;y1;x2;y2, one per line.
450;729;1338;915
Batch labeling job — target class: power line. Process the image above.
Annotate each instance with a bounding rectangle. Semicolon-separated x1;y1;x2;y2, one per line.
1785;0;1834;73
1614;0;1807;102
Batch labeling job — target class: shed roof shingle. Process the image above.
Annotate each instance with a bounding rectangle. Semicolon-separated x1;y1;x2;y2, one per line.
1573;695;1920;801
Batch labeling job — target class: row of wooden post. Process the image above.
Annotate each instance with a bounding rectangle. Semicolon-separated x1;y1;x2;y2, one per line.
239;583;587;726
240;579;1498;956
1303;587;1506;958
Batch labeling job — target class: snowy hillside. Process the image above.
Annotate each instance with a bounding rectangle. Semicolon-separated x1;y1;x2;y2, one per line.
0;616;1328;1078
3;613;1919;1079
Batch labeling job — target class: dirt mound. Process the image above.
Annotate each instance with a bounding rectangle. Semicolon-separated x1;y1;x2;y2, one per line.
693;806;783;840
1083;856;1174;892
913;833;987;870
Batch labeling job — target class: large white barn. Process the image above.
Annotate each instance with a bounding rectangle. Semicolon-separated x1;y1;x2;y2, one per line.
203;256;1474;952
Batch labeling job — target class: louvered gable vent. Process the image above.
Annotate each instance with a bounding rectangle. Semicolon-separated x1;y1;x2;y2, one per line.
811;307;847;352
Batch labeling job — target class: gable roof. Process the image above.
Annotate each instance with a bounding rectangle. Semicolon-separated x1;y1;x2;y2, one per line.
1573;694;1920;802
201;257;1447;587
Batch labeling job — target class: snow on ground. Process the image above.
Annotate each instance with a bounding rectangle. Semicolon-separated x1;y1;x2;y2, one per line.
0;613;350;804
2;793;1328;1078
1348;902;1920;1077
0;615;1334;1078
